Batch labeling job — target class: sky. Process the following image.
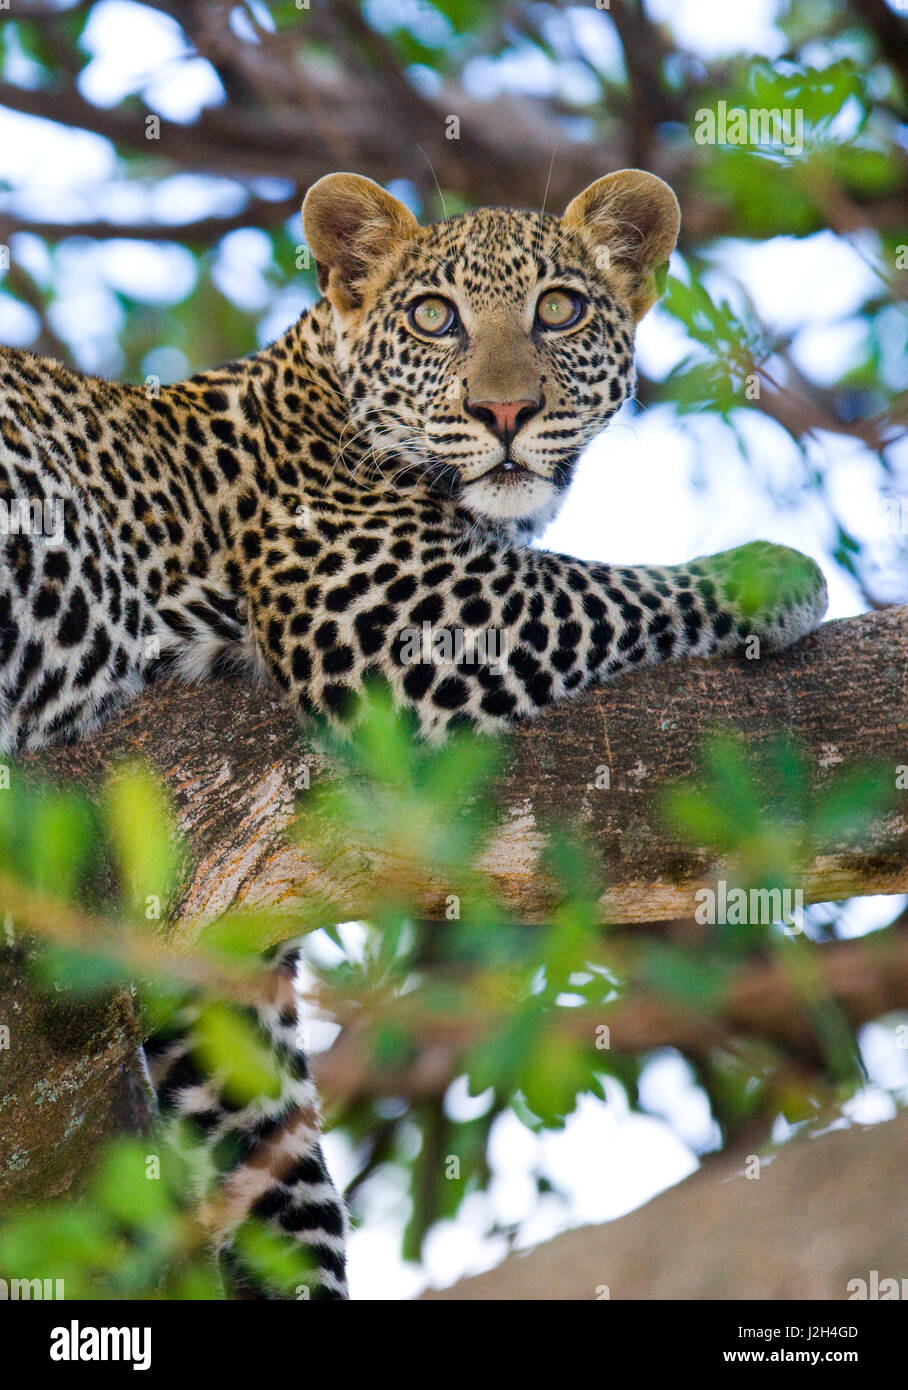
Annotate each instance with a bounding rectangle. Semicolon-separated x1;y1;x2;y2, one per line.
0;0;906;1299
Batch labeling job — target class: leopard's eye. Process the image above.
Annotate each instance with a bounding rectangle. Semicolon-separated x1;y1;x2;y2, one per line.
536;288;586;330
409;295;458;337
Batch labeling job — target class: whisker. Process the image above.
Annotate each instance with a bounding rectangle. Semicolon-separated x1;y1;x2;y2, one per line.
415;141;450;225
535;148;558;264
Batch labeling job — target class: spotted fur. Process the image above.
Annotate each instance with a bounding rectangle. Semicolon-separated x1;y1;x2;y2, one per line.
0;171;827;1297
144;944;349;1300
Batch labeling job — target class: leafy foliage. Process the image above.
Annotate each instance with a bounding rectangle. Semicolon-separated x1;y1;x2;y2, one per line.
0;686;901;1290
0;0;905;1294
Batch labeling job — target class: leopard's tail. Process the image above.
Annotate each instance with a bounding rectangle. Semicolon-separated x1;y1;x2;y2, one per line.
144;944;349;1301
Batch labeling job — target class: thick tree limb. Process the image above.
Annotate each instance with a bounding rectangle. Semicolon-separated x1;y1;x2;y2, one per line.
420;1109;908;1300
2;606;907;1200
24;606;906;928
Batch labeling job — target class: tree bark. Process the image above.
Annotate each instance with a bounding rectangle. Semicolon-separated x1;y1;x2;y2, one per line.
420;1109;908;1300
21;605;907;928
2;606;906;1202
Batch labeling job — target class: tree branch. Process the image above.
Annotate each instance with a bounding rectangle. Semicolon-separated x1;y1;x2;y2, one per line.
21;605;908;929
311;922;908;1104
0;194;303;248
1;76;904;238
420;1109;908;1299
3;606;906;1200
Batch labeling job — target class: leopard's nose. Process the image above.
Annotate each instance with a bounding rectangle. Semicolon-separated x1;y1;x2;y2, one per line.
465;397;542;443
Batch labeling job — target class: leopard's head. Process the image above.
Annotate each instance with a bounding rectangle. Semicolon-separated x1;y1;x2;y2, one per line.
302;169;679;529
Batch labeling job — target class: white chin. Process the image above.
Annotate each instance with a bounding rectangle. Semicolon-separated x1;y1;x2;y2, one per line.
462;474;558;524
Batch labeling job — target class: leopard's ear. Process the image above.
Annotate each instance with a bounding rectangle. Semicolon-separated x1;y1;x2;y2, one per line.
302;173;420;312
562;170;680;321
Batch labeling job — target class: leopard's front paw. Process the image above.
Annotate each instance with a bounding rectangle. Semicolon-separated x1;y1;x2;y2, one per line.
696;540;828;652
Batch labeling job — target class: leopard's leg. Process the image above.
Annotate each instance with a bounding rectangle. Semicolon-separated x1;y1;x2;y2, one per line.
254;528;829;739
145;943;349;1301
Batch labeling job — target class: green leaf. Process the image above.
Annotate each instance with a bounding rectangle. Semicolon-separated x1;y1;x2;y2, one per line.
103;762;179;920
193;1003;284;1107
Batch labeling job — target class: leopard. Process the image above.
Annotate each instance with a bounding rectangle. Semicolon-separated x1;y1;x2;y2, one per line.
0;169;828;1299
